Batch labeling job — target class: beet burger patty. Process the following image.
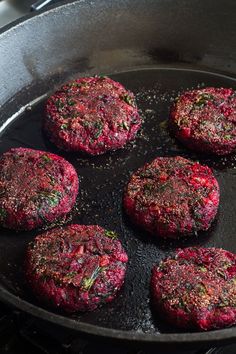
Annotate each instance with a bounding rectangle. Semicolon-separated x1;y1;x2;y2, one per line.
151;247;236;331
170;87;236;155
44;76;141;155
0;148;78;230
123;156;219;238
25;224;128;312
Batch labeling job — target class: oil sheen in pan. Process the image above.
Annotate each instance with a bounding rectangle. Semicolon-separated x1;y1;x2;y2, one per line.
0;67;236;334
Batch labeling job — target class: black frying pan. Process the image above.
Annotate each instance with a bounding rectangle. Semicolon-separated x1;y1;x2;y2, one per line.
0;0;236;350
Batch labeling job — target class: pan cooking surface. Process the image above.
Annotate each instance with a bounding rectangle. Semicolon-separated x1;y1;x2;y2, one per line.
0;67;236;335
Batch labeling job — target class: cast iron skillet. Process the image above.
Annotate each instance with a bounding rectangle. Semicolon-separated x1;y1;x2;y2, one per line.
0;0;236;350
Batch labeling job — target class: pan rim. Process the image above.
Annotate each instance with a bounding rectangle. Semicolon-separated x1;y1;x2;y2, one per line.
0;0;236;345
1;286;236;344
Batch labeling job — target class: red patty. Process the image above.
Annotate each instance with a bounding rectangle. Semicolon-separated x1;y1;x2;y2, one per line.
44;76;141;155
25;224;128;312
0;148;78;230
170;87;236;155
151;247;236;331
123;156;219;238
